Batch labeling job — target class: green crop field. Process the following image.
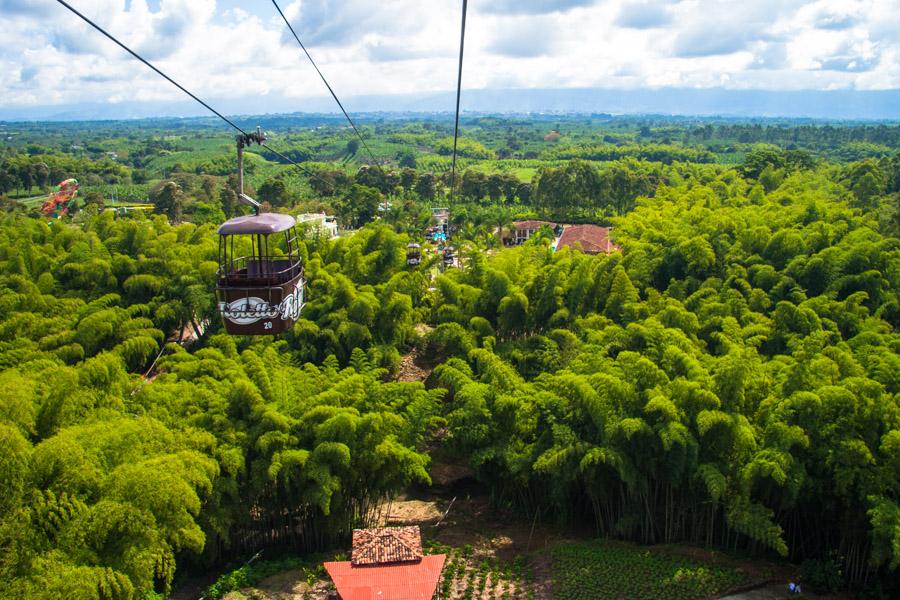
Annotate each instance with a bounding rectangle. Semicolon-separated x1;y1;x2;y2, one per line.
551;541;756;600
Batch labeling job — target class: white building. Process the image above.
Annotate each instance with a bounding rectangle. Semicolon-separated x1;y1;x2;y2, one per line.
296;213;339;239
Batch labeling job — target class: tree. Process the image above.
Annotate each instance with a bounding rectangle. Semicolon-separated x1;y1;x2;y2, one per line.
150;180;185;221
846;161;885;210
486;174;505;203
356;166;389;194
347;138;360;156
200;176;217;202
310;169;352;197
220;174;254;217
18;164;34;193
219;182;238;217
82;190;105;210
414;173;437;201
604;266;639;322
397;149;417;169
758;164;784;193
0;165;18;196
32;162;50;191
460;170;487;202
257;177;290;208
399;167;418;194
533;160;602;218
742;145;786;179
3;119;900;596
339;184;381;227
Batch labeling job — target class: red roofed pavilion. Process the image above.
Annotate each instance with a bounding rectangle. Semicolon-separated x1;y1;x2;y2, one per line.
324;526;446;600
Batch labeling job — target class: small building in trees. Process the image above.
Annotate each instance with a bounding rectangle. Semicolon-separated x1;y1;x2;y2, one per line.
431;207;450;227
324;526;446;600
555;224;619;254
296;213;339;239
510;219;558;245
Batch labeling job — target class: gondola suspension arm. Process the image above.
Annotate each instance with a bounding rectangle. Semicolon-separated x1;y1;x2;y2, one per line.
236;127;266;215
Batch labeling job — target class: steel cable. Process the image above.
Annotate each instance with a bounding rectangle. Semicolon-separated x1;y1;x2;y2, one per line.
449;0;468;203
53;0;334;189
270;0;378;165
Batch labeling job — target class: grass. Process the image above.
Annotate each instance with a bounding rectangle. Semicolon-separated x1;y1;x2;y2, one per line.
550;540;755;600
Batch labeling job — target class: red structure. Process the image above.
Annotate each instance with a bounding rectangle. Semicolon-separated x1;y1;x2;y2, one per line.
41;178;80;217
556;224;620;254
325;555;446;600
324;526;446;600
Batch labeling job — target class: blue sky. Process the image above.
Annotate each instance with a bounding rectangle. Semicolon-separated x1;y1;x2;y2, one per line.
1;0;898;112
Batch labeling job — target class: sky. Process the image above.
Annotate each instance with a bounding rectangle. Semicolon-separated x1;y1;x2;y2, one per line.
0;0;898;115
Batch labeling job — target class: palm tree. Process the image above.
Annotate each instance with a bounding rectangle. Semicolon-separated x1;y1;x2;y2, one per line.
487;205;514;248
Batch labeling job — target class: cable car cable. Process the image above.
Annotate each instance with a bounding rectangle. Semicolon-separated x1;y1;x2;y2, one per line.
448;0;468;203
270;0;378;165
54;0;247;134
53;0;333;189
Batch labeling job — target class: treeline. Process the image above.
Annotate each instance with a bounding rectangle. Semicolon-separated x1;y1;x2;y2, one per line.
531;159;662;219
543;142;716;164
0;153;131;196
681;122;900;150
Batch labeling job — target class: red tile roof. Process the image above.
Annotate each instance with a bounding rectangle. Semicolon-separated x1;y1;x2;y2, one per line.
557;225;619;254
512;219;556;230
325;554;446;600
351;527;423;566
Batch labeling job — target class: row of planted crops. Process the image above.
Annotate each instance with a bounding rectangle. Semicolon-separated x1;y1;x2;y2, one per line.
550;540;758;600
426;542;539;600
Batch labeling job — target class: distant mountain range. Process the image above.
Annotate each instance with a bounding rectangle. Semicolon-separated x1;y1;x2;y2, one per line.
2;87;899;121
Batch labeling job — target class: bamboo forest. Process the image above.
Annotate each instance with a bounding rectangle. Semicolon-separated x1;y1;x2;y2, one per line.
0;113;898;599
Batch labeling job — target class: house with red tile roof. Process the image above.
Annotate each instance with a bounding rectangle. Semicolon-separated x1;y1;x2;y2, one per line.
324;526;446;600
351;526;423;566
556;224;619;254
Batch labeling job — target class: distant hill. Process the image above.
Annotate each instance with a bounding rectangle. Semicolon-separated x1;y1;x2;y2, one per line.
2;87;899;121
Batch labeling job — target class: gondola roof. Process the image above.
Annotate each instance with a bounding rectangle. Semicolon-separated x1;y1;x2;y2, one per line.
217;213;296;235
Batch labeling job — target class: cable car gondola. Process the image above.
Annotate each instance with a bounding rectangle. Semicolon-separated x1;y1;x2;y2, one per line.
443;246;456;267
215;129;305;335
216;213;304;335
406;243;421;266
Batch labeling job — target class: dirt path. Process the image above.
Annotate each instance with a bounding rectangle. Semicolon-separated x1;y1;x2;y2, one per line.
719;584;796;600
395;349;431;382
718;582;850;599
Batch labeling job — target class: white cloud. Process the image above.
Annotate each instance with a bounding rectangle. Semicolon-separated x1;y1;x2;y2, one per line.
1;0;898;112
486;17;563;58
480;0;599;15
616;1;673;29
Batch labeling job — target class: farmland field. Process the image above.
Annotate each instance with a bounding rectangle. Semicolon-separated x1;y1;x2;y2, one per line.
551;541;757;600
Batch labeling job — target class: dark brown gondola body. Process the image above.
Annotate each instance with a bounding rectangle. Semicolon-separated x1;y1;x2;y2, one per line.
216;213;304;335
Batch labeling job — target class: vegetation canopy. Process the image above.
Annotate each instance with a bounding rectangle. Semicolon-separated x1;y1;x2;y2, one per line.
0;115;898;598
